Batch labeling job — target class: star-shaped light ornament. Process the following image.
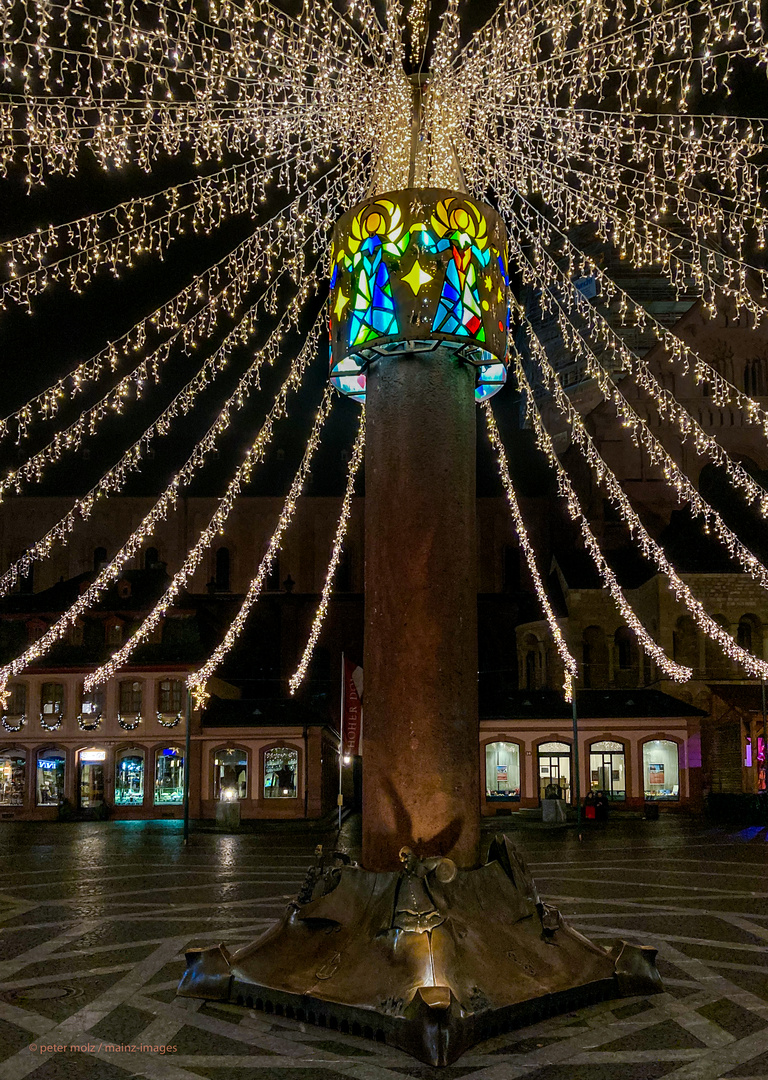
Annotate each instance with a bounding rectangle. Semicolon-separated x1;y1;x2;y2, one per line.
333;287;349;320
402;256;433;296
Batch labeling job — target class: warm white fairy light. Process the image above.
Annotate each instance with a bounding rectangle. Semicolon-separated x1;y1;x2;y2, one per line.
484;404;577;702
0;161;351;484
0;148;323;315
0;0;767;713
505;231;768;589
516;320;768;680
84;311;328;689
0;305;328;694
501;192;768;446
289;408;366;695
188;386;337;708
513;358;692;684
0;259;325;595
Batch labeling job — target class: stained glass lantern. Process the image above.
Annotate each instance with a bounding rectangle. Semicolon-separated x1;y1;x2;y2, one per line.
329;189;510;403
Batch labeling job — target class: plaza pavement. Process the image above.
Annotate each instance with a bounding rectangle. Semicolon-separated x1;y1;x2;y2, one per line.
0;816;767;1079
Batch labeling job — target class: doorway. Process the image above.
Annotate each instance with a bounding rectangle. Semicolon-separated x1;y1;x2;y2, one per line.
538;741;571;802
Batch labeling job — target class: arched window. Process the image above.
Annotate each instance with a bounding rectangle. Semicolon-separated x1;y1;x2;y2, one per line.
155;748;184;805
214;748;248;800
738;614;762;657
115;748;144;805
263;747;298;799
643;739;680;801
582;626;608;688
705;615;732;678
0;748;25;805
673;615;699;670
485;742;520;801
144;547;160;570
215;547;230;592
589;740;625;801
93;546;107;571
522;633;539;690
613;627;638;687
37;749;65;806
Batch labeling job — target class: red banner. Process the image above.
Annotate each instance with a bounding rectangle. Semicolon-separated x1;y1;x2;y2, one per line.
342;658;363;757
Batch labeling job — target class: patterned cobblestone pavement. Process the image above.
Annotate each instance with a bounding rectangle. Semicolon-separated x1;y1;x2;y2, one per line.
0;817;767;1080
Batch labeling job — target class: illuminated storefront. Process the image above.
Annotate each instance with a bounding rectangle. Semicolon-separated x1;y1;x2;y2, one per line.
79;748;106;808
155;748;184;805
214;748;248;801
263;747;298;799
484;741;520;802
115;749;145;805
0;749;25;806
642;739;680;801
480;689;702;813
589;740;626;801
36;750;65;806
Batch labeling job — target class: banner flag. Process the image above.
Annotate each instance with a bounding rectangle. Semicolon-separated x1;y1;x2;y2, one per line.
342;657;363;757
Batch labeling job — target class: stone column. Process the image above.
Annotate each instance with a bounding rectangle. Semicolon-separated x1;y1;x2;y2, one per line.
362;348;481;871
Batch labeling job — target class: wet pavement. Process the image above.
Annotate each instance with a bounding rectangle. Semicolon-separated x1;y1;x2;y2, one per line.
0;815;767;1079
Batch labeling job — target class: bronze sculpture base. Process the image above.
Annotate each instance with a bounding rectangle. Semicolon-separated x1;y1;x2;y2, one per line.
178;835;661;1066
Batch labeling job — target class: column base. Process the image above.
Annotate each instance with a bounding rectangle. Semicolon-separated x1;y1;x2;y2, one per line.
178;836;661;1065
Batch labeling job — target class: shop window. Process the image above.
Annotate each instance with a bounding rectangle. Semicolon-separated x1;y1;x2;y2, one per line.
215;547;230;592
643;739;680;801
0;749;25;805
79;686;104;731
115;748;144;805
485;742;520;801
144;546;160;570
589;740;626;801
78;748;106;808
264;747;298;798
538;741;571;802
158;679;183;715
2;683;27;732
40;682;64;730
37;749;65;806
119;680;142;715
155;748;184;805
214;748;247;801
